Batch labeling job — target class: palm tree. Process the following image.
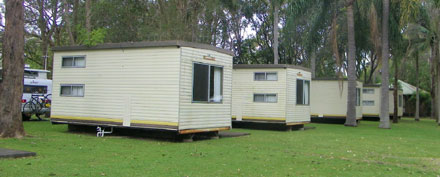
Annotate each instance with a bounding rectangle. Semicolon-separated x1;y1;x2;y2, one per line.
403;23;431;122
345;0;357;127
379;0;391;129
273;0;280;64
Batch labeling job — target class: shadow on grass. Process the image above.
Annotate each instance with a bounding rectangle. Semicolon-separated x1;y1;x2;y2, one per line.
63;124;240;143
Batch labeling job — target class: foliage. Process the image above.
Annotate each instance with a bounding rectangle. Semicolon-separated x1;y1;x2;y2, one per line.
408;91;432;116
1;0;439;110
76;27;106;47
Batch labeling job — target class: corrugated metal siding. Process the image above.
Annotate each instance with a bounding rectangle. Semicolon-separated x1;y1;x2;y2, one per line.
286;68;311;123
178;47;232;130
356;82;363;118
231;68;287;121
363;87;403;117
389;90;403;116
362;87;380;116
311;80;363;118
51;48;181;125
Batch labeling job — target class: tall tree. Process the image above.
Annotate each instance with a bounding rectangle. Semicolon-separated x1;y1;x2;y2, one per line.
273;0;280;64
345;0;357;127
0;0;26;138
415;52;420;121
393;58;399;123
85;0;92;33
379;0;391;128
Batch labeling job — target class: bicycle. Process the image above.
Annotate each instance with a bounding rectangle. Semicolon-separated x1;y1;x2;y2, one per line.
22;94;52;120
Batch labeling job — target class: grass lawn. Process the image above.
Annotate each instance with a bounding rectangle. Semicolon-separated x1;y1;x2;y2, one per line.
1;118;439;176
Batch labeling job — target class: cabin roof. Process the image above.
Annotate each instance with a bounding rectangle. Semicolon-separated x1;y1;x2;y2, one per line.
233;64;311;72
353;84;404;91
52;40;234;56
0;68;50;73
363;84;381;87
312;77;364;82
25;68;50;73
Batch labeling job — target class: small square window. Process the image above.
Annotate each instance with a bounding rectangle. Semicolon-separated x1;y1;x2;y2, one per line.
254;94;277;103
363;100;374;106
254;72;277;81
363;88;375;94
254;73;266;81
62;56;86;68
60;85;84;97
253;94;265;102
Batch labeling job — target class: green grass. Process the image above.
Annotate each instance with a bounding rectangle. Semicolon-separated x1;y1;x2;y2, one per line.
1;118;440;177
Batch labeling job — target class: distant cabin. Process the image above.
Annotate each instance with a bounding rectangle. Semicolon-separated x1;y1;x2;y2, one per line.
51;41;233;135
310;79;363;122
362;85;403;119
231;64;311;128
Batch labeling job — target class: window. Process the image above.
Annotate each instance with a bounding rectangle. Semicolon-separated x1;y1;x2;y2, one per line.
60;85;84;97
62;56;86;68
23;85;48;94
24;70;39;79
254;72;277;81
356;88;361;106
296;79;310;105
192;63;223;103
363;100;375;106
363;88;375;94
399;95;403;107
254;94;277;103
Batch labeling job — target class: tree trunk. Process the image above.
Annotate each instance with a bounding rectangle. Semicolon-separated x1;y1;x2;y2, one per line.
85;0;92;33
345;1;357;127
0;0;26;138
393;57;398;123
379;0;390;129
63;0;75;45
273;1;279;64
430;41;437;120
415;53;420;121
311;51;316;78
437;43;440;125
72;0;79;41
37;0;48;70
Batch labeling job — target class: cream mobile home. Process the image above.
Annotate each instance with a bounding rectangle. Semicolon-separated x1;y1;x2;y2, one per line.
310;79;363;122
51;41;233;135
362;85;403;119
231;64;311;128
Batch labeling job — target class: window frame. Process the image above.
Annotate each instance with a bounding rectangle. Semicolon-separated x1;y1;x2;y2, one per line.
62;56;86;68
362;88;375;94
60;84;85;97
356;88;361;106
23;85;48;94
254;72;278;81
191;62;224;103
296;79;310;105
253;93;278;103
399;95;403;107
362;100;375;106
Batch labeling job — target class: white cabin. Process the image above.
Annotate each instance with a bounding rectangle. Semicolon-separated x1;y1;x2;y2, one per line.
310;79;363;121
362;85;403;118
51;41;233;134
231;64;311;126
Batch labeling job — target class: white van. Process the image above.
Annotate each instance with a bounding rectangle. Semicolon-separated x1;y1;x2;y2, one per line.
0;66;53;120
22;78;53;120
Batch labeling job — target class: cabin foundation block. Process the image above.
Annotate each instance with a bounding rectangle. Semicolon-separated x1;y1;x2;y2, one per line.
178;134;195;142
